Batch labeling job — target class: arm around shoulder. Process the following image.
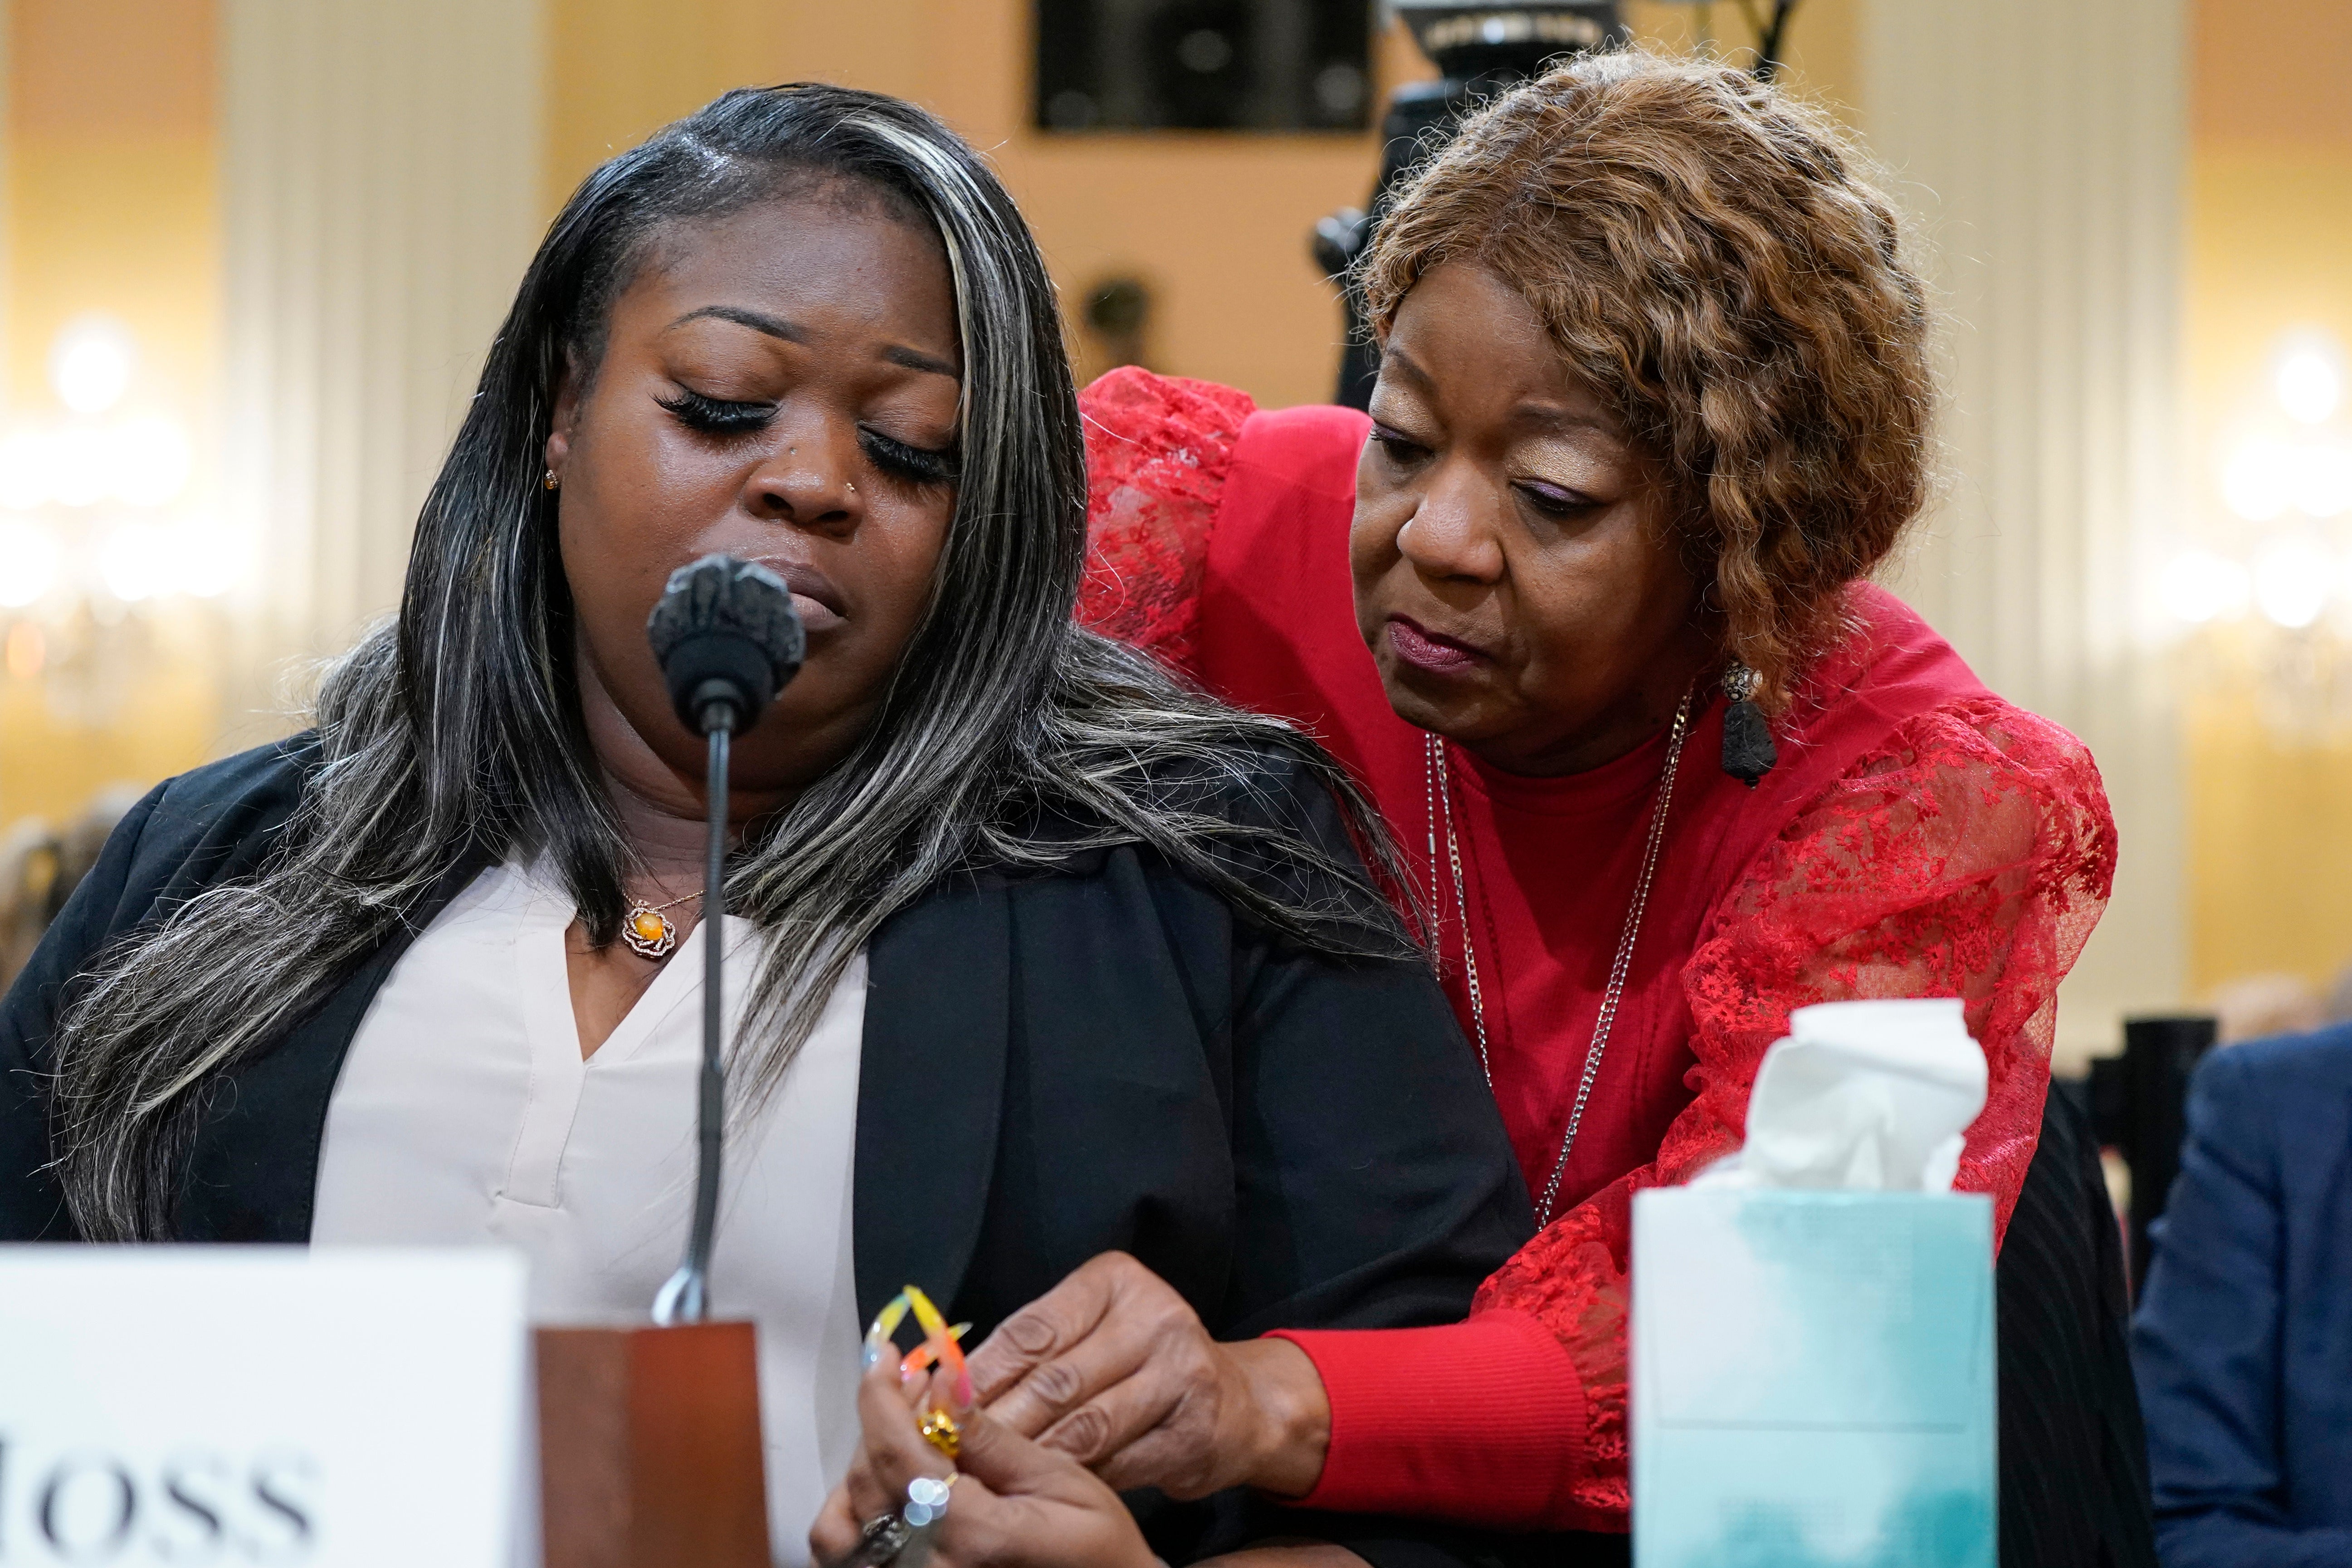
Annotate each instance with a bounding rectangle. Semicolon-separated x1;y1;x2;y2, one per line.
1208;749;1529;1338
1078;368;1256;673
1279;694;2123;1535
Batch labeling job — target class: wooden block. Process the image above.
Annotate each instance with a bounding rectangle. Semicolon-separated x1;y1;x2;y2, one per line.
536;1320;770;1568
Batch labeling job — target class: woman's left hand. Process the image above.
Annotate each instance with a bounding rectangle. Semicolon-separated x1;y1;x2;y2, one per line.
810;1356;1159;1568
966;1251;1330;1499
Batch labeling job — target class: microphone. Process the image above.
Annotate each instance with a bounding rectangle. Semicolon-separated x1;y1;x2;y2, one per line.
646;555;804;1327
646;553;807;736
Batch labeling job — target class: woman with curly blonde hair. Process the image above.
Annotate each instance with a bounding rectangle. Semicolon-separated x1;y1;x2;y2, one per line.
856;47;2153;1568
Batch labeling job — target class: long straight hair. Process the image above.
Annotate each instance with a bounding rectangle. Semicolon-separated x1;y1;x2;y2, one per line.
49;85;1409;1241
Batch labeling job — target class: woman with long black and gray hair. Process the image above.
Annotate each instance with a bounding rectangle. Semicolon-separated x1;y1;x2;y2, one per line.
0;86;1533;1568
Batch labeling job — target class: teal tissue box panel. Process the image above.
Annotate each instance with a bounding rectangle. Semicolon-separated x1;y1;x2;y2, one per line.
1631;1189;1996;1568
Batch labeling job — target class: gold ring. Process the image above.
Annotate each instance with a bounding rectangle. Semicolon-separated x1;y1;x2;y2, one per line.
917;1407;961;1461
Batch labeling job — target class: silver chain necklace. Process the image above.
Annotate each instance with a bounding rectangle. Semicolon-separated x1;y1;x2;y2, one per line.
1423;687;1696;1228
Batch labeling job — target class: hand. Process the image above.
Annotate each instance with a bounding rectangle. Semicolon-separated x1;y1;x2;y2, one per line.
965;1251;1331;1499
810;1357;1158;1568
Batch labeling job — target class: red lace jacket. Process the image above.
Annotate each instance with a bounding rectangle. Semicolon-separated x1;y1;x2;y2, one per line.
1076;368;2118;1534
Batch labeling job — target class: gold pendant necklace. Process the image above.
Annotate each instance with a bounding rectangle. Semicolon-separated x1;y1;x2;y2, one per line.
621;889;700;960
1424;686;1696;1228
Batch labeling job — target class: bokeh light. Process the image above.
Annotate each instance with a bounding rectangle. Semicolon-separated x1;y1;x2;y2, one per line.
2277;337;2344;425
112;415;194;506
2222;439;2293;521
2159;548;2252;624
98;521;172;602
0;520;61;608
2252;539;2333;629
48;316;137;415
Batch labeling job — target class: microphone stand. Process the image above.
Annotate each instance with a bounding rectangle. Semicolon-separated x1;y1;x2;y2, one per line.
539;554;796;1568
655;716;732;1327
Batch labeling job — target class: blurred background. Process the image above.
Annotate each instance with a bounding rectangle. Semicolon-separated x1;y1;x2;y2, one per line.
0;0;2346;1084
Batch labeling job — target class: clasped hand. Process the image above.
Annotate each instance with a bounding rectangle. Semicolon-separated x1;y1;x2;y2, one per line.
964;1252;1329;1500
809;1356;1160;1568
811;1253;1337;1567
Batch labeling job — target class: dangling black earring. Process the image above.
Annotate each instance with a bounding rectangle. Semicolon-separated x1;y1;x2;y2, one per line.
1722;662;1776;787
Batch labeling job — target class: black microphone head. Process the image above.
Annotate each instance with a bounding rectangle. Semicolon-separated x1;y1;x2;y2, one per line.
645;554;805;735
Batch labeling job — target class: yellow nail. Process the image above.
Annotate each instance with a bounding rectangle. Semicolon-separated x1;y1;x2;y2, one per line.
903;1285;949;1339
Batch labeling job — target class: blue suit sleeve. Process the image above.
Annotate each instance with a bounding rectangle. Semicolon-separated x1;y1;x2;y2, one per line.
2132;1045;2352;1567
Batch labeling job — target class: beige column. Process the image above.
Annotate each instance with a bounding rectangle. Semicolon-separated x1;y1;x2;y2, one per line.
219;0;544;736
1861;0;2190;1064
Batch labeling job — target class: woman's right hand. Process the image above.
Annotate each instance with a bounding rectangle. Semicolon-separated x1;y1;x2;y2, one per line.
965;1251;1332;1500
810;1357;1158;1568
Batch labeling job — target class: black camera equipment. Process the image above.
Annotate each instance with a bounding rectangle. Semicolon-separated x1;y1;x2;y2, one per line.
1313;3;1625;407
1314;0;1802;409
2085;1014;2220;1296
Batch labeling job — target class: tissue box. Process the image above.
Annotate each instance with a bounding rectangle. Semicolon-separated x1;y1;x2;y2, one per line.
1632;1189;1996;1568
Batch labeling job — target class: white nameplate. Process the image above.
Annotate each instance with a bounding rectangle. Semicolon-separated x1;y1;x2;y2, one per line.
0;1247;528;1568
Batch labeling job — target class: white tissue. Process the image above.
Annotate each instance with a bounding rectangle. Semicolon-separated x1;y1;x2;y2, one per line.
1693;998;1987;1193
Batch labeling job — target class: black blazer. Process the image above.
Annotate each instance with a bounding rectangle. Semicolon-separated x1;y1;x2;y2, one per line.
0;739;1545;1567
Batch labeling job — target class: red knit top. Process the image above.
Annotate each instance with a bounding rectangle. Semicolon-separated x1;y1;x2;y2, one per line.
1076;369;2118;1533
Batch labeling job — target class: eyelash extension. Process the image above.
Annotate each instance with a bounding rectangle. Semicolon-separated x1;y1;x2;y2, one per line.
658;385;957;485
656;386;775;435
862;429;960;487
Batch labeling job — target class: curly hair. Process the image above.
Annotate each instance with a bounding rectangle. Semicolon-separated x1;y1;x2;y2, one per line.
1361;49;1933;710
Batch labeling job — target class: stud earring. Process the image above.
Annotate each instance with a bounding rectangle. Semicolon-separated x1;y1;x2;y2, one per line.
1721;662;1777;787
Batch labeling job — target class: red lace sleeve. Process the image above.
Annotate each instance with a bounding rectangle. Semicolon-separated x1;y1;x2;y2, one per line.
1076;367;1256;675
1283;694;2118;1533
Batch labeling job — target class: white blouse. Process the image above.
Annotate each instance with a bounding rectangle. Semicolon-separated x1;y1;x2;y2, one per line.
312;861;864;1565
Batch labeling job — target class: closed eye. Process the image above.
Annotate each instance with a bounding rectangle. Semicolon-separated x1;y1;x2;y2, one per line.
862;428;959;487
1515;480;1602;520
657;386;774;436
1370;422;1430;466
